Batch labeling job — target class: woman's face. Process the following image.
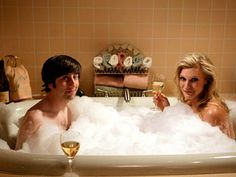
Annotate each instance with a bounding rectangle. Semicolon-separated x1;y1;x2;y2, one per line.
179;66;207;103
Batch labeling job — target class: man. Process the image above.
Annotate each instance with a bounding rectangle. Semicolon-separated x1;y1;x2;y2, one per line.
15;55;81;150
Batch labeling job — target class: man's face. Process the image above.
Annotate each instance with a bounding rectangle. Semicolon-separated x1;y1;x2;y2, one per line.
52;73;79;100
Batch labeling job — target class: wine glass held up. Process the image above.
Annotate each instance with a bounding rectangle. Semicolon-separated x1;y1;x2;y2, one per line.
152;73;166;95
60;130;80;173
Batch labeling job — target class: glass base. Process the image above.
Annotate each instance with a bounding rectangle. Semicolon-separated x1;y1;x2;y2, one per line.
63;172;79;177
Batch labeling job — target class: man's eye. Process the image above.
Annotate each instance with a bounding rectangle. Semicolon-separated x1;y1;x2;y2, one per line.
63;76;69;81
73;75;79;80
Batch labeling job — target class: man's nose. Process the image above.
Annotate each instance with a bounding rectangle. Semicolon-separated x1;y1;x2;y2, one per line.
68;77;77;86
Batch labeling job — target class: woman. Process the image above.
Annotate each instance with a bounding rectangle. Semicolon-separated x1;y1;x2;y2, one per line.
154;53;235;139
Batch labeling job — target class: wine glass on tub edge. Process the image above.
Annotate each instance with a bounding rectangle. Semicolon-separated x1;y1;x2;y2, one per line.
60;130;80;174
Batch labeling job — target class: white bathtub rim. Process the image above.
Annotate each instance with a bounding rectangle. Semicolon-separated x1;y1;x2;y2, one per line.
1;148;236;176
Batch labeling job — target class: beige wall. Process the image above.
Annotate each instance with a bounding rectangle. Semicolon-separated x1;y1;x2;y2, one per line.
0;0;236;97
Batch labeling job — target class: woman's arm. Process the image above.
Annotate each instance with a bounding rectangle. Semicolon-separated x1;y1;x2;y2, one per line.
153;93;170;111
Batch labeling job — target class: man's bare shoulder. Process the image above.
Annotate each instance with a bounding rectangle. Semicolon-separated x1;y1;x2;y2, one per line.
25;109;44;121
15;106;45;150
25;98;51;119
20;100;46;129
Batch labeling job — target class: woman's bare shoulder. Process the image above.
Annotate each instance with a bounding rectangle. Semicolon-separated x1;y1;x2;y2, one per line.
202;101;228;123
201;100;235;139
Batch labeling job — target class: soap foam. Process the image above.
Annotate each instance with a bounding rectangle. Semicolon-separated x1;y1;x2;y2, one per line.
2;96;236;155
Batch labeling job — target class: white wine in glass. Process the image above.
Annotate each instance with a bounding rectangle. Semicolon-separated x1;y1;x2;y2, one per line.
152;74;166;94
60;130;80;174
152;81;165;94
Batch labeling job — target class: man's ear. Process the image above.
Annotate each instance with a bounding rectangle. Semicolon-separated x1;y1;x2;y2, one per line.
48;83;53;89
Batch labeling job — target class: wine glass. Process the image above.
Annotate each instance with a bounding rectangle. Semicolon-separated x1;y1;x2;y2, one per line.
151;73;166;95
60;130;80;174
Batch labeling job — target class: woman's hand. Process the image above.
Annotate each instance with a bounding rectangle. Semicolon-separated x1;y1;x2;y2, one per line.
153;93;170;111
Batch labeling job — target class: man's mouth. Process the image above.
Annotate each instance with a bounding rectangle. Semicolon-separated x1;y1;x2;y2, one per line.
65;88;77;94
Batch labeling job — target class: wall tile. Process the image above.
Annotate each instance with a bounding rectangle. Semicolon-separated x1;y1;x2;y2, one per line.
221;67;235;80
227;0;236;8
181;25;195;38
18;0;33;7
49;7;63;22
183;0;197;9
78;0;94;8
209;40;224;53
153;39;167;53
168;24;182;38
182;9;197;24
34;8;49;22
2;22;20;37
212;0;227;9
34;22;49;38
137;24;153;38
168;9;182;24
154;9;168;23
167;39;181;53
195;39;210;53
197;9;211;24
169;0;183;8
196;24;210;38
63;0;78;7
79;8;94;23
35;38;50;53
198;0;212;9
210;25;225;39
222;53;236;67
64;8;79;23
226;10;236;24
33;0;48;7
225;25;236;38
153;23;168;38
0;0;236;95
19;7;33;22
224;39;236;53
154;0;169;8
19;22;34;37
65;38;80;53
2;7;18;22
64;23;79;37
212;10;226;24
49;38;65;53
181;39;196;53
49;23;64;37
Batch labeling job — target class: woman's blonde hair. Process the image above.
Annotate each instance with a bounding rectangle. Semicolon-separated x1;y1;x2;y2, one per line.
174;53;228;112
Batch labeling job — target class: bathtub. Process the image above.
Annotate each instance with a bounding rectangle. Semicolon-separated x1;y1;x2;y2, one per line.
0;96;236;177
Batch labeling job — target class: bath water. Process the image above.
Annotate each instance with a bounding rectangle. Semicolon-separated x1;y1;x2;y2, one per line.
2;96;236;155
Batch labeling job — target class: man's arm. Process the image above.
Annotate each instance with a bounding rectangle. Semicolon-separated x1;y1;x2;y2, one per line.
15;110;43;150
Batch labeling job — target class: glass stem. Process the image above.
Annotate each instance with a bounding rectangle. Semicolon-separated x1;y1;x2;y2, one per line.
68;158;73;172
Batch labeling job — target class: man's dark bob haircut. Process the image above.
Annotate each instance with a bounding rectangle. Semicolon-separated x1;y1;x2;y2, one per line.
41;55;81;92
